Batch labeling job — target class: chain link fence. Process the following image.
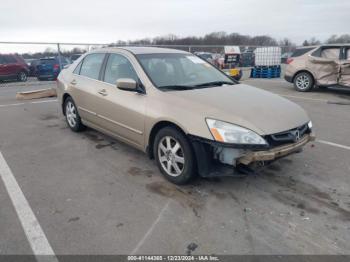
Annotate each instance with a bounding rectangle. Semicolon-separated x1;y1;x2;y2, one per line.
0;42;296;86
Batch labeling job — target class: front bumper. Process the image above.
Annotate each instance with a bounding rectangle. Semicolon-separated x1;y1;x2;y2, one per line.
190;133;315;177
284;74;293;83
237;133;315;165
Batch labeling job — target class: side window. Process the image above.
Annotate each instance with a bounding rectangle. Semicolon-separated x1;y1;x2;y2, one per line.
291;47;314;57
73;61;82;74
104;54;138;84
79;53;105;80
4;55;17;64
321;48;340;60
0;55;5;64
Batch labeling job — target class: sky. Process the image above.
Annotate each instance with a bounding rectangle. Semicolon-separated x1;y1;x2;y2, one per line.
0;0;349;53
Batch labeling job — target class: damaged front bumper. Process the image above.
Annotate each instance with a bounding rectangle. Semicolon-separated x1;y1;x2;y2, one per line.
237;134;315;165
189;133;315;177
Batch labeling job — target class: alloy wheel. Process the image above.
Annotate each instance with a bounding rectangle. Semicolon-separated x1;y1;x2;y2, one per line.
158;136;185;177
296;75;310;90
66;101;77;128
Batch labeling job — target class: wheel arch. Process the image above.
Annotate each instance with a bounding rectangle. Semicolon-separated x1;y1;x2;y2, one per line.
147;120;188;159
62;93;72;115
292;70;315;84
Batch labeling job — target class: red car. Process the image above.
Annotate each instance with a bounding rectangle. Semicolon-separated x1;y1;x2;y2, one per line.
0;54;29;82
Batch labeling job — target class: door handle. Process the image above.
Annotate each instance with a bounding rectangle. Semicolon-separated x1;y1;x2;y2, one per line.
70;79;77;85
98;89;108;96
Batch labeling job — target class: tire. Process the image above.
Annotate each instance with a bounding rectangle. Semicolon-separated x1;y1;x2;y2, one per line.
64;97;86;132
17;71;28;82
233;70;242;81
293;72;314;92
153;126;196;185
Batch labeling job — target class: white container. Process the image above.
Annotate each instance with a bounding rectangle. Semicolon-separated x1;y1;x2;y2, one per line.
254;47;281;66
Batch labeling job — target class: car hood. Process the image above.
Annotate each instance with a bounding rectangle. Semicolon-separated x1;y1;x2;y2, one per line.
168;84;309;135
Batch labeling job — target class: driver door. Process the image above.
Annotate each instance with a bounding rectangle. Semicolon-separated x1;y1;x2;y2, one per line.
92;53;146;149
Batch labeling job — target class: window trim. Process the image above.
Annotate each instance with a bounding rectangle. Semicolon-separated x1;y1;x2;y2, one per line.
101;52;140;83
74;53;107;80
73;60;83;75
341;46;350;60
101;52;146;93
311;46;342;60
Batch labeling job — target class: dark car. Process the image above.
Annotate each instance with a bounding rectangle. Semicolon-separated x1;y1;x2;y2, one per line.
70;54;82;62
37;57;69;81
239;51;255;67
0;54;29;82
28;59;41;77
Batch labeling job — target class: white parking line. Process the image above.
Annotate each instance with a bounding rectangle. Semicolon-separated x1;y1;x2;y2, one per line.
317;140;350;151
0;99;57;108
281;95;328;102
0;151;58;261
130;200;171;255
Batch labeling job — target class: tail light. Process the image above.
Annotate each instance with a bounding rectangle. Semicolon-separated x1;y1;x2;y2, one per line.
286;58;294;64
53;64;60;70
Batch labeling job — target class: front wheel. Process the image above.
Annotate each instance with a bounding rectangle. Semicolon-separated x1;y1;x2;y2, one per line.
154;127;196;184
294;72;314;92
64;97;86;132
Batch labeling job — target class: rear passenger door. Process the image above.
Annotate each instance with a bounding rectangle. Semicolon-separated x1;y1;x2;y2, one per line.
307;46;341;86
69;53;106;124
339;46;350;87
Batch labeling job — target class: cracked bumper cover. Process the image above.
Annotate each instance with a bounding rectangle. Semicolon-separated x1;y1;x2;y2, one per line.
189;133;315;177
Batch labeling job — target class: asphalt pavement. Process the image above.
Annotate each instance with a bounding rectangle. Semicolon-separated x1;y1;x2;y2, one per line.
0;77;349;256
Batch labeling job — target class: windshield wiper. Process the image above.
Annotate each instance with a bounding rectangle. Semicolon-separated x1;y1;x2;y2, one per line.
158;85;195;91
194;81;234;87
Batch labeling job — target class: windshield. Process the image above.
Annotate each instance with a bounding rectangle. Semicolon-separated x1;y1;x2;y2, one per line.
136;53;235;89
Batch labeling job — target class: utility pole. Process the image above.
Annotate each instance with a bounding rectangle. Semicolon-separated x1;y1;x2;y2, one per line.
57;43;63;70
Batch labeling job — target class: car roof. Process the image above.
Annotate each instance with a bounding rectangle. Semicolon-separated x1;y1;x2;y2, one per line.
94;46;190;55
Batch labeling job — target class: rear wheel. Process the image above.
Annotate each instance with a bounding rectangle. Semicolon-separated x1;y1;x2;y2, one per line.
17;71;27;82
294;72;314;92
64;97;85;132
154;127;196;184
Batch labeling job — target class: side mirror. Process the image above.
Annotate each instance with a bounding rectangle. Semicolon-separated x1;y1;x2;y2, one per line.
116;78;138;92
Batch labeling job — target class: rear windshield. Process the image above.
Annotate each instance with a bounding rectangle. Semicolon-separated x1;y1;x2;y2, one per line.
291;48;314;57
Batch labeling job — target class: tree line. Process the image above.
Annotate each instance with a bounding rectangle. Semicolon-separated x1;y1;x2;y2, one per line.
21;32;350;59
111;32;350;47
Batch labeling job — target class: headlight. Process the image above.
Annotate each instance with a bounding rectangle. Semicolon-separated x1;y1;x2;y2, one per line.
307;121;312;130
206;119;267;145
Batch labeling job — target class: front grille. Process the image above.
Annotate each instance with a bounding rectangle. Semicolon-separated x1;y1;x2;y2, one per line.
264;123;310;147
